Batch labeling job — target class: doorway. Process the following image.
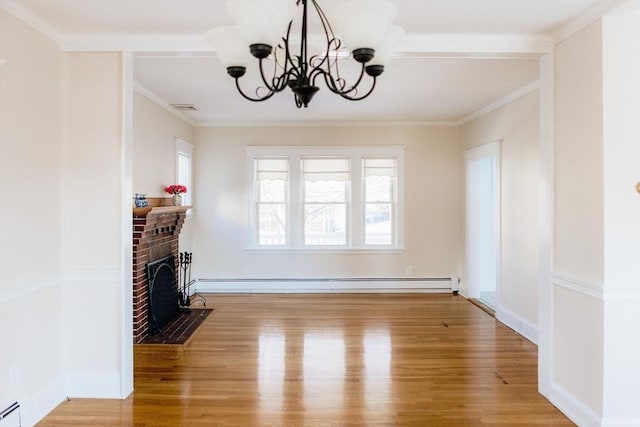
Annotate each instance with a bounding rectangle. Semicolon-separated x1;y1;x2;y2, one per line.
464;141;501;311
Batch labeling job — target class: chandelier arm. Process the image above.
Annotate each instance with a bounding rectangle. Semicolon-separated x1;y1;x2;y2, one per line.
311;0;337;44
234;78;276;102
308;0;339;72
279;21;298;84
336;77;378;101
320;63;368;96
259;56;297;93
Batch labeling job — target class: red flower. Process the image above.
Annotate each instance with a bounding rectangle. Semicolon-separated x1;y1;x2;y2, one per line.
164;184;187;194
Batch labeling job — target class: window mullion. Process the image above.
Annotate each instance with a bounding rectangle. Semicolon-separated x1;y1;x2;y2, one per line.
289;155;302;248
351;156;362;248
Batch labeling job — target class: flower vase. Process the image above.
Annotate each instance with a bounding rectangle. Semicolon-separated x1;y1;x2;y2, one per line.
171;193;183;206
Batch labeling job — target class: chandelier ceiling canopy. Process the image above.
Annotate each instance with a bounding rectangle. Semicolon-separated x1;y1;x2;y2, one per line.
206;0;404;108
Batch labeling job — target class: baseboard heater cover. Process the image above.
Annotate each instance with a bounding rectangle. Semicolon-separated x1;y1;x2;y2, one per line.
196;277;459;293
0;402;20;427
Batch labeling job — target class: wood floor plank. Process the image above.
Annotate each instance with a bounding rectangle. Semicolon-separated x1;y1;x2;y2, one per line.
37;294;573;426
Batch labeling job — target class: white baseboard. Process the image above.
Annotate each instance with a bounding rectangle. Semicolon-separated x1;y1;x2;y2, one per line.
65;372;123;399
601;417;640;427
6;371;126;426
9;375;67;427
196;278;455;294
495;305;538;344
549;381;601;427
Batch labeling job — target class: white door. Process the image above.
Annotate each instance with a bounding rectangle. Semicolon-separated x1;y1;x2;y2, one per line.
464;142;500;308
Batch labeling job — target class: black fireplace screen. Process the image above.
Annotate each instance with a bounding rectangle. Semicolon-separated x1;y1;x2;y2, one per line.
146;255;179;334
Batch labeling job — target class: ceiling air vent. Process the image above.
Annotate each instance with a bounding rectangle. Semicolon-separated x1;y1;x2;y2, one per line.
171;104;198;111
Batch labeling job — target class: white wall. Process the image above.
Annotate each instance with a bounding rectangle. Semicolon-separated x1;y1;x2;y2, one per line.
0;9;65;425
192;126;462;285
60;52;130;400
554;22;605;284
548;9;640;422
133;91;193;198
552;20;605;419
2;7;135;422
600;2;640;422
459;90;540;341
133;90;194;252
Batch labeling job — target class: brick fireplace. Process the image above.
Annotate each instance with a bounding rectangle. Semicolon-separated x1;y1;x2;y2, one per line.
132;205;189;343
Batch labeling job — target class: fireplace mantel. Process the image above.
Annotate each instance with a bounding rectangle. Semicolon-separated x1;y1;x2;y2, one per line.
133;205;191;217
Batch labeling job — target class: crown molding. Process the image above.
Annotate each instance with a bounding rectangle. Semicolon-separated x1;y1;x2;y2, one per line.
400;33;552;56
133;82;196;127
456;80;540;126
1;0;618;56
552;0;625;45
60;34;213;53
0;0;62;45
194;120;459;128
56;32;552;57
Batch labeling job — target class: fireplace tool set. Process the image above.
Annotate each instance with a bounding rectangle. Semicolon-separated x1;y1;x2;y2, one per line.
178;252;206;309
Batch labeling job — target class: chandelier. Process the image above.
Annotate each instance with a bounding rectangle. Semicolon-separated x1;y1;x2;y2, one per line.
206;0;404;108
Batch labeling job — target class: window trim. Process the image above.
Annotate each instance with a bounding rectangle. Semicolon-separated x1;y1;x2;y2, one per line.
247;146;405;252
175;138;194;208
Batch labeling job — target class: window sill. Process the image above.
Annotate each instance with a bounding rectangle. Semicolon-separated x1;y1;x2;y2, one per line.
246;247;405;255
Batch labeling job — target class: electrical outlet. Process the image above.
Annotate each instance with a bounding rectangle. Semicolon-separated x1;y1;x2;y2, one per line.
405;266;413;276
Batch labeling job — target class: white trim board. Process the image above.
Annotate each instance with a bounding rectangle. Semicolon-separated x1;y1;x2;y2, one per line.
0;270;124;304
63;270;123;283
196;278;457;294
552;271;603;299
18;375;66;427
65;373;124;399
549;381;602;427
0;0;62;45
495;305;538;344
457;81;539;125
57;32;552;55
133;82;195;127
3;371;127;427
552;1;625;45
0;273;62;304
194;120;459;128
551;271;640;302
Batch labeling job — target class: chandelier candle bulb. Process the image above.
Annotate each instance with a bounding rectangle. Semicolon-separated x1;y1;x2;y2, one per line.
206;0;403;108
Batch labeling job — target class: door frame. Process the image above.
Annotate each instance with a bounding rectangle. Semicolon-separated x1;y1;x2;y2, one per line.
463;140;502;308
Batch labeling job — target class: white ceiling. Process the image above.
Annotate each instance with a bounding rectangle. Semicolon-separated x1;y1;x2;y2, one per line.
4;0;620;124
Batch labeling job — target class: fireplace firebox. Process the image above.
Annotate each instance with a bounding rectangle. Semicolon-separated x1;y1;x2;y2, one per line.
146;255;180;334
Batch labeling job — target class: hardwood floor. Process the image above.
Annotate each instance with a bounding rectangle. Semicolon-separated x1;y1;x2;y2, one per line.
38;294;573;426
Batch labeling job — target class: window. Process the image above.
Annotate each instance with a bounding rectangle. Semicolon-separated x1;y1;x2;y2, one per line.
255;158;288;245
363;158;396;245
302;158;350;246
176;138;193;206
247;146;404;251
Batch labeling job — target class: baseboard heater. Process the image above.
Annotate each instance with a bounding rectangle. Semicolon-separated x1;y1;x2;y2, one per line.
196;277;459;294
0;402;20;427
